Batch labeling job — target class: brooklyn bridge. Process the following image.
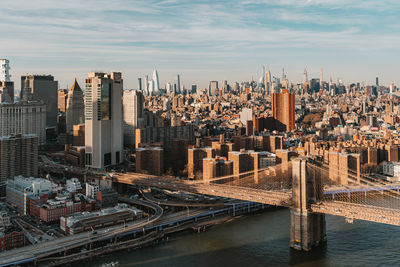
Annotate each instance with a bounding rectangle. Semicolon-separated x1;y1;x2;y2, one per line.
113;156;400;251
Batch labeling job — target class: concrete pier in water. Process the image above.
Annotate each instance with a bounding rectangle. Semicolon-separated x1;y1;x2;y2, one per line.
290;157;326;251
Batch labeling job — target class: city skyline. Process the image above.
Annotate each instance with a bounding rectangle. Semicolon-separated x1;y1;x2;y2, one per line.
1;0;400;88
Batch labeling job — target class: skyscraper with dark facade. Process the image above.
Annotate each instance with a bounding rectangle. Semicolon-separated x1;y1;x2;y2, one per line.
272;89;295;132
21;74;58;128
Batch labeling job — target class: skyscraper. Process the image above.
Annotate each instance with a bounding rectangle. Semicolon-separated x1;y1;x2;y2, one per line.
123;90;144;147
144;75;149;95
166;83;172;94
152;69;160;95
0;59;11;82
303;68;308;83
138;78;142;91
0;78;46;144
272;89;295;132
376;77;379;87
58;89;68;113
0;59;14;103
191;84;197;94
320;68;323;88
265;67;271;95
177;74;181;94
85;72;123;169
20;74;58;128
0;134;38;185
65;78;84;134
209;81;218;96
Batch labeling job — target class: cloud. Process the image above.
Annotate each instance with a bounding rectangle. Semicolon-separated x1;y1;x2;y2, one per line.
0;0;399;87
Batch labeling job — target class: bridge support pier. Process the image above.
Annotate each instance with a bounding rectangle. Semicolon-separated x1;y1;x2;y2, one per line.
290;157;326;251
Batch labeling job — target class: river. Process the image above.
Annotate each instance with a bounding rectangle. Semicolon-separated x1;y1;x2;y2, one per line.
83;209;400;267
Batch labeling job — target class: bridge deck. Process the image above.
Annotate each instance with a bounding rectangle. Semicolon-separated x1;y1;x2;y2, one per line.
311;201;400;226
115;173;400;226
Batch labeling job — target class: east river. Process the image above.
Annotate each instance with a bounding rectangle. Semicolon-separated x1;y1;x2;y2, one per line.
84;209;400;267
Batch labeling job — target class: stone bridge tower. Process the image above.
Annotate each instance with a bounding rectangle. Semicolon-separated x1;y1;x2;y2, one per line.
290;157;326;251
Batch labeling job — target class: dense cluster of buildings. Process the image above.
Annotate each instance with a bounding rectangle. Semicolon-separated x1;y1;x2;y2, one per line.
2;58;400;252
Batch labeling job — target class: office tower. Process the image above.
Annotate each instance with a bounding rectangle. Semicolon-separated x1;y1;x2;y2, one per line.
272;89;295;132
259;66;265;89
122;90;144;147
138;78;142;91
320;68;323;87
166;83;172;94
152;69;160;95
84;72;123;169
191;84;197;94
58;89;68;112
376;77;379;87
144;75;149;95
65;78;84;134
0;78;46;144
222;80;228;94
264;66;271;95
272;77;280;93
20;74;58;128
148;80;154;95
0;59;11;82
0;134;38;184
304;68;308;83
177;74;181;94
231;82;240;92
310;78;320;93
209;81;218;96
390;82;395;94
0;59;14;103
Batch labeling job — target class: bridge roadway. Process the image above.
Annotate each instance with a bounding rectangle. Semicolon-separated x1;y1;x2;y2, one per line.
114;173;400;226
311;201;400;226
115;174;293;207
0;199;163;267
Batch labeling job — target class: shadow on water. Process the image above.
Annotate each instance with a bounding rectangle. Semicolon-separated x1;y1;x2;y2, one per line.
81;211;400;267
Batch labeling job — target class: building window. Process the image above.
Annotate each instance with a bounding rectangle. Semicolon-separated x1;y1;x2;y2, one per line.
85;83;92;120
85;153;92;166
116;151;120;164
99;83;112;120
104;152;111;166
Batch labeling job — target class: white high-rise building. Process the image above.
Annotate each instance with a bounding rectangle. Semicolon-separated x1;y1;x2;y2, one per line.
265;67;272;95
166;83;172;94
144;75;149;95
85;72;123;169
122;90;144;147
0;59;14;103
153;69;160;95
0;59;11;82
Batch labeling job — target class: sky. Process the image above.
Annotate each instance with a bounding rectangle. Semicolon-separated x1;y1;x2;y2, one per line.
1;0;400;90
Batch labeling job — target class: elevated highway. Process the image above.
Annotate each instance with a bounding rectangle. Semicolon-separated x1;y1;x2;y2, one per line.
0;199;163;267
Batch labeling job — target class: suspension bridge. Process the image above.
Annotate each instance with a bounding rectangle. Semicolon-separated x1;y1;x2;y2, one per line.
113;156;400;251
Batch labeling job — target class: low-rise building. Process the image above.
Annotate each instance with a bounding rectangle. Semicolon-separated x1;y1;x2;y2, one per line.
60;204;142;235
6;176;52;215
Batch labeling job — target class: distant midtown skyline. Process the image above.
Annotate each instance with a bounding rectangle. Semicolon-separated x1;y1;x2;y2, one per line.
7;66;396;93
